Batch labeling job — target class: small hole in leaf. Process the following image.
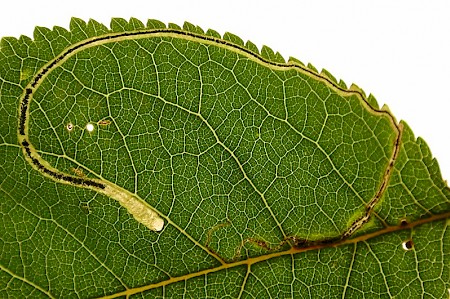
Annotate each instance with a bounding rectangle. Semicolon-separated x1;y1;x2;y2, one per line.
400;219;408;226
86;123;94;132
66;123;74;131
402;239;414;251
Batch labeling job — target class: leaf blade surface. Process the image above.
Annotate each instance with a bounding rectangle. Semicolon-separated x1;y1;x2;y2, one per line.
0;18;449;298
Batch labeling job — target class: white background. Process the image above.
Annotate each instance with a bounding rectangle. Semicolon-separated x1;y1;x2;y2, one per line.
1;0;449;181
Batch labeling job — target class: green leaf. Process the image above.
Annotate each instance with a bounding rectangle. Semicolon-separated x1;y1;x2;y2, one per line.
1;18;449;298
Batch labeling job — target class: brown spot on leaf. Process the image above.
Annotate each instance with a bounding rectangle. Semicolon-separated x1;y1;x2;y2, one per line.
400;218;408;227
97;119;111;126
402;239;414;251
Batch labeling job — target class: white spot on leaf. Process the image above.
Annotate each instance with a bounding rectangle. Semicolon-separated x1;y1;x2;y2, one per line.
86;123;94;132
66;123;74;131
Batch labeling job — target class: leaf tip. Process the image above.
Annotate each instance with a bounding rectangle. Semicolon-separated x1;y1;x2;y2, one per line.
320;68;338;84
223;32;244;46
168;23;182;30
146;19;166;29
367;94;380;110
349;83;366;97
261;45;285;63
337;79;347;89
288;56;305;67
245;40;259;54
205;28;221;39
183;21;204;35
306;62;319;74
